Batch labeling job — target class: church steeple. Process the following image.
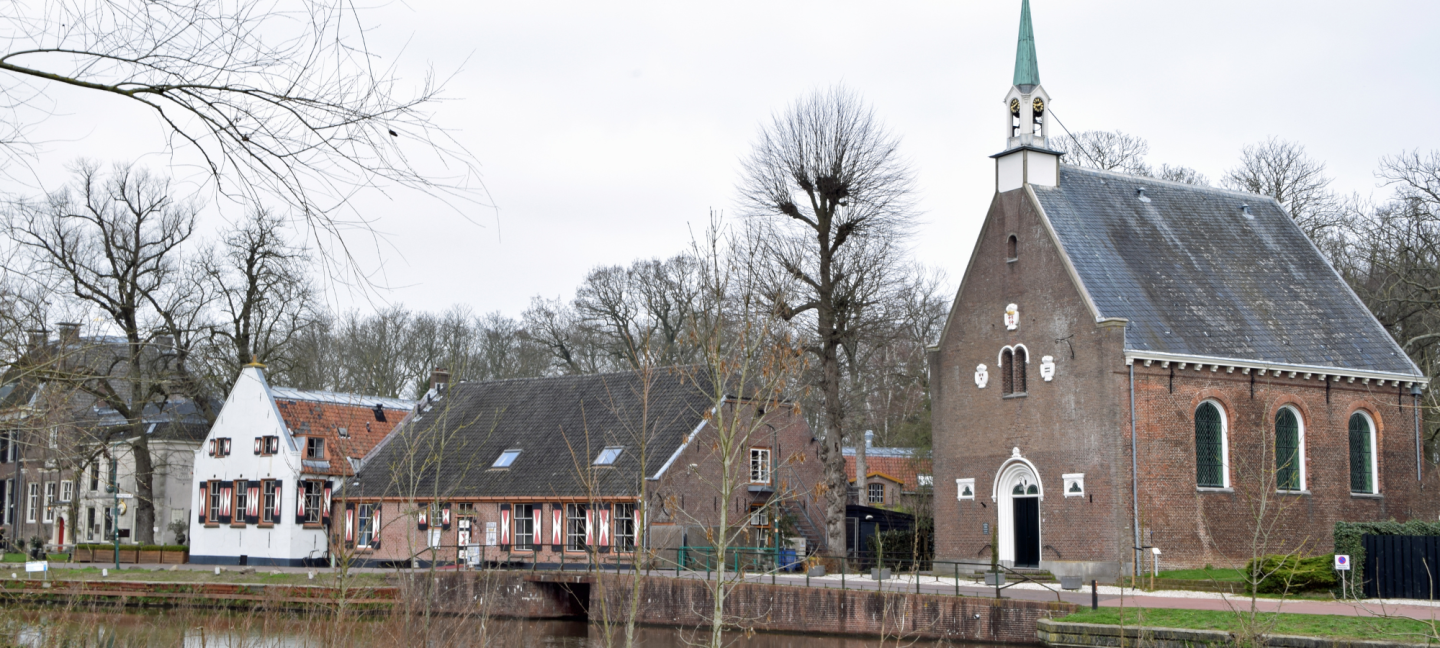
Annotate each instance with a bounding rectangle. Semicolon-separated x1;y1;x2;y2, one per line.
992;0;1060;192
1013;0;1040;88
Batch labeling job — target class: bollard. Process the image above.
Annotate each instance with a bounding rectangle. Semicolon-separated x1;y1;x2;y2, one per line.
1092;579;1098;610
841;559;846;591
954;563;960;597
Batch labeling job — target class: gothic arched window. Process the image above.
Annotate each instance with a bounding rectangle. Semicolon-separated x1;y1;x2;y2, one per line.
1275;407;1303;491
1001;348;1015;394
1195;401;1227;488
1349;412;1377;494
1013;346;1028;394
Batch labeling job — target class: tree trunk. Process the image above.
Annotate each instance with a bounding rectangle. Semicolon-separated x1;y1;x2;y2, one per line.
131;433;156;545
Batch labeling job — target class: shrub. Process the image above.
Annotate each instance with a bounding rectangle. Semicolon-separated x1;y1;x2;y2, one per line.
1244;553;1338;594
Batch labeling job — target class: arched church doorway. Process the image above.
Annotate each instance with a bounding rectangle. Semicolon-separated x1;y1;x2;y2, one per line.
994;450;1042;568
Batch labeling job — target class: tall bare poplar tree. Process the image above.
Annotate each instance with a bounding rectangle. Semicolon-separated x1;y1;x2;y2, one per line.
739;85;915;556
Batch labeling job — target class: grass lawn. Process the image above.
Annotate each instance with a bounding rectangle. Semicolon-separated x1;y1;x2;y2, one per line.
0;567;392;588
1;553;26;563
1062;608;1439;642
1156;567;1247;582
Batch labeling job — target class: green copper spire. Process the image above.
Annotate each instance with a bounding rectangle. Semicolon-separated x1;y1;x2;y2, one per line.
1013;0;1040;87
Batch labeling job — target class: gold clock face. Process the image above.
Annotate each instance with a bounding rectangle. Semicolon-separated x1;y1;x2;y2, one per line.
1032;97;1045;114
1009;98;1020;116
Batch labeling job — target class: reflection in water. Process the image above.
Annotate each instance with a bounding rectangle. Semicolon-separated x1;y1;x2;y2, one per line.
3;612;987;647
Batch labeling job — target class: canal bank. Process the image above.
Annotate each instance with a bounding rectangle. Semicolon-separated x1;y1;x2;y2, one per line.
2;570;1076;643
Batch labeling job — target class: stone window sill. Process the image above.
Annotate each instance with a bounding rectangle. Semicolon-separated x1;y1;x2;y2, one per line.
1195;487;1233;494
1351;492;1383;499
1275;489;1311;496
1003;393;1028;399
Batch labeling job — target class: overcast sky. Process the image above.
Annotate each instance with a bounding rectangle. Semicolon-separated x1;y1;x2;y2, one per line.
8;1;1440;319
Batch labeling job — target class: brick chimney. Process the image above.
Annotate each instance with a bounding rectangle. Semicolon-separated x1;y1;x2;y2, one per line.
25;329;47;353
429;367;451;392
57;323;81;347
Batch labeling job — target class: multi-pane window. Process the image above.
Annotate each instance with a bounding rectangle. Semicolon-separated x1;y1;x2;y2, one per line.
566;503;587;551
750;448;771;484
1001;349;1015;394
1275;408;1302;491
26;483;39;523
1195;402;1226;488
514;504;535;549
614;503;636;552
302;481;323;524
749;505;769;528
234;484;249;525
1013;347;1028;393
90;463;100;491
261;480;278;524
258;435;280;456
42;482;56;522
60;480;73;503
1350;412;1377;494
357;503;376;547
868;482;884;504
209;437;232;457
207;481;223;523
86;507;96;541
305;437;325;460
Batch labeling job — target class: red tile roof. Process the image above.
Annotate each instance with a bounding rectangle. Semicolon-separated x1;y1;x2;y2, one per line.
845;455;932;493
275;398;411;476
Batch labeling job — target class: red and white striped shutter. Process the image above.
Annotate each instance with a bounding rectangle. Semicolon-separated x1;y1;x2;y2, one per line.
198;482;207;524
584;508;593;546
499;504;511;549
533;506;542;547
552;506;563;549
345;505;355;542
322;482;332;523
373;507;382;550
254;437;262;455
248;485;259;518
417;505;427;531
296;485;306;524
598;506;611;548
273;481;283;520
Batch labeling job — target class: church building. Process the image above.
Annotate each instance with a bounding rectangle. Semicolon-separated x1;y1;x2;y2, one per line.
930;1;1434;579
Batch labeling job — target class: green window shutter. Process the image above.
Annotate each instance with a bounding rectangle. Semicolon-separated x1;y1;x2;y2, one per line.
1349;413;1372;493
1275;409;1300;491
1195;403;1224;487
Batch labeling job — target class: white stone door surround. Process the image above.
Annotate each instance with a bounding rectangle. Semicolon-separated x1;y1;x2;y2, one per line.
993;447;1042;566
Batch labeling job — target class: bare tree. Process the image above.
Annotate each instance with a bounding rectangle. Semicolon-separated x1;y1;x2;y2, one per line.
3;160;199;544
1223;138;1342;240
1052;130;1152;175
0;0;482;267
739;85;916;556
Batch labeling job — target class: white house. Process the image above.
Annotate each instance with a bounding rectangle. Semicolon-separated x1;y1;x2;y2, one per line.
188;364;412;566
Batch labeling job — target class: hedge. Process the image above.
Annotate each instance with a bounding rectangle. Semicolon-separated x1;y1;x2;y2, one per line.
1333;520;1440;596
1244;553;1338;594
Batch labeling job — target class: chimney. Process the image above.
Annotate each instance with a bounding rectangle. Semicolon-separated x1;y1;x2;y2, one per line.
57;323;81;347
155;335;175;355
864;430;874;448
430;367;451;392
26;329;47;353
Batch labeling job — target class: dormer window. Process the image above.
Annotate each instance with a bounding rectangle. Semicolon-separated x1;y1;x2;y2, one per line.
492;449;522;468
593;446;623;466
305;437;325;460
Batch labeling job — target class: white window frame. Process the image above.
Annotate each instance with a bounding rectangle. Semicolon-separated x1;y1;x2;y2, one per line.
593;446;623;466
60;480;73;503
566;503;587;551
749;505;769;528
357;503;375;547
302;480;322;524
305;437;325;460
513;503;535;549
207;481;223;523
1351;410;1380;495
867;482;885;504
261;480;278;524
614;503;636;552
42;482;56;522
1276;405;1306;492
1197;399;1231;489
749;448;771;484
26;483;39;523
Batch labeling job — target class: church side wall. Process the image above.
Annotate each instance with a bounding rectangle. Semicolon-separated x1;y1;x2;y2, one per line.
1131;366;1438;571
933;189;1130;577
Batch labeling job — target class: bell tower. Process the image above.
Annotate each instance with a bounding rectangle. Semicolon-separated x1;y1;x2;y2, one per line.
993;0;1061;192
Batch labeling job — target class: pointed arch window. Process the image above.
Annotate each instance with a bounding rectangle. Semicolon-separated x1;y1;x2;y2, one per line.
1349;412;1377;494
1013;347;1028;393
1195;402;1228;488
1275;408;1304;491
1001;349;1015;394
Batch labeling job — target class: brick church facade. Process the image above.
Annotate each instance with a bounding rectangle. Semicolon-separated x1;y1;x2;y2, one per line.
930;1;1435;579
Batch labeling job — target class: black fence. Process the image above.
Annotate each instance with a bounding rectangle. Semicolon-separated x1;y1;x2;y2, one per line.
1362;534;1440;599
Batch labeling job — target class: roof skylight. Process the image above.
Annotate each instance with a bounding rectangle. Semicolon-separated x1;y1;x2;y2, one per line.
492;449;522;468
593;446;624;466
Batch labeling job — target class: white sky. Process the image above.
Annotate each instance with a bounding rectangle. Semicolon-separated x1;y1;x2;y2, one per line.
6;1;1440;318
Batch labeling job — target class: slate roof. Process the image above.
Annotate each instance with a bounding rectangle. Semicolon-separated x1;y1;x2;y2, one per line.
1032;165;1421;376
353;368;716;499
271;387;413;476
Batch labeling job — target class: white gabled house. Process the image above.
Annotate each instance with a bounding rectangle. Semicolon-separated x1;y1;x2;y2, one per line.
189;364;413;566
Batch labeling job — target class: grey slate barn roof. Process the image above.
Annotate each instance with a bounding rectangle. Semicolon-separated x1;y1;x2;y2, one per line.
354;368;717;499
1032;165;1420;377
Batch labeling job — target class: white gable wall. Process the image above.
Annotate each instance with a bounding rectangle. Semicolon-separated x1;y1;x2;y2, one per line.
188;367;330;566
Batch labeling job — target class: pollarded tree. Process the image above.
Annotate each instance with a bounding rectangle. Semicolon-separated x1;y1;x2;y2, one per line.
739;85;916;556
